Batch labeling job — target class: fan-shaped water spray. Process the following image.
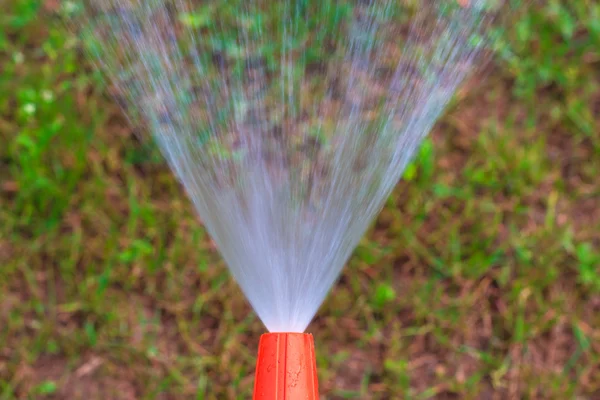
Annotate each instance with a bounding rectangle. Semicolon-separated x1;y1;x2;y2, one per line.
67;0;512;333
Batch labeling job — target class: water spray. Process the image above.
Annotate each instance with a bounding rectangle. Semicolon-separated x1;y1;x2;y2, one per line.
66;0;514;397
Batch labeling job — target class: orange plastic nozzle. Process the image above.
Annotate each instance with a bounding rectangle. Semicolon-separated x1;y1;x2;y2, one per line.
253;333;319;400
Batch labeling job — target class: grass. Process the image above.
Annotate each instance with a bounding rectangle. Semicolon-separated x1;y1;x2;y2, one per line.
1;0;599;399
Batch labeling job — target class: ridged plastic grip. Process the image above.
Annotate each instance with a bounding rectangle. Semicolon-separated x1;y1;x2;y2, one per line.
253;333;319;400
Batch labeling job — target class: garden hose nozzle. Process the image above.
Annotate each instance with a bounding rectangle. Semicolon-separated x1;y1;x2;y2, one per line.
253;333;319;400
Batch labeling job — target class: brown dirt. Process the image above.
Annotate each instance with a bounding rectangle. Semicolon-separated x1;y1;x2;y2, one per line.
24;355;140;400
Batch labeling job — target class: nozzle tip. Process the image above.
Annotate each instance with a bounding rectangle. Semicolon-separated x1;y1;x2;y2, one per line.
253;332;319;400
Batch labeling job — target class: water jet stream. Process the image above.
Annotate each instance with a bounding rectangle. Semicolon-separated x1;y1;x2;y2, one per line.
67;0;517;397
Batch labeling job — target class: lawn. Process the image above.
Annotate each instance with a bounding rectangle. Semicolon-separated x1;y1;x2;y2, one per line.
1;0;599;399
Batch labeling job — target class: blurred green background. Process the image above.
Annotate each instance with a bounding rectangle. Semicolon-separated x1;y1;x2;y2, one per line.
1;0;599;399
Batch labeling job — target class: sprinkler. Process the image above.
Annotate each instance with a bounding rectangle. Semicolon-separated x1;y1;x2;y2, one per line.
67;0;516;397
254;333;319;399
